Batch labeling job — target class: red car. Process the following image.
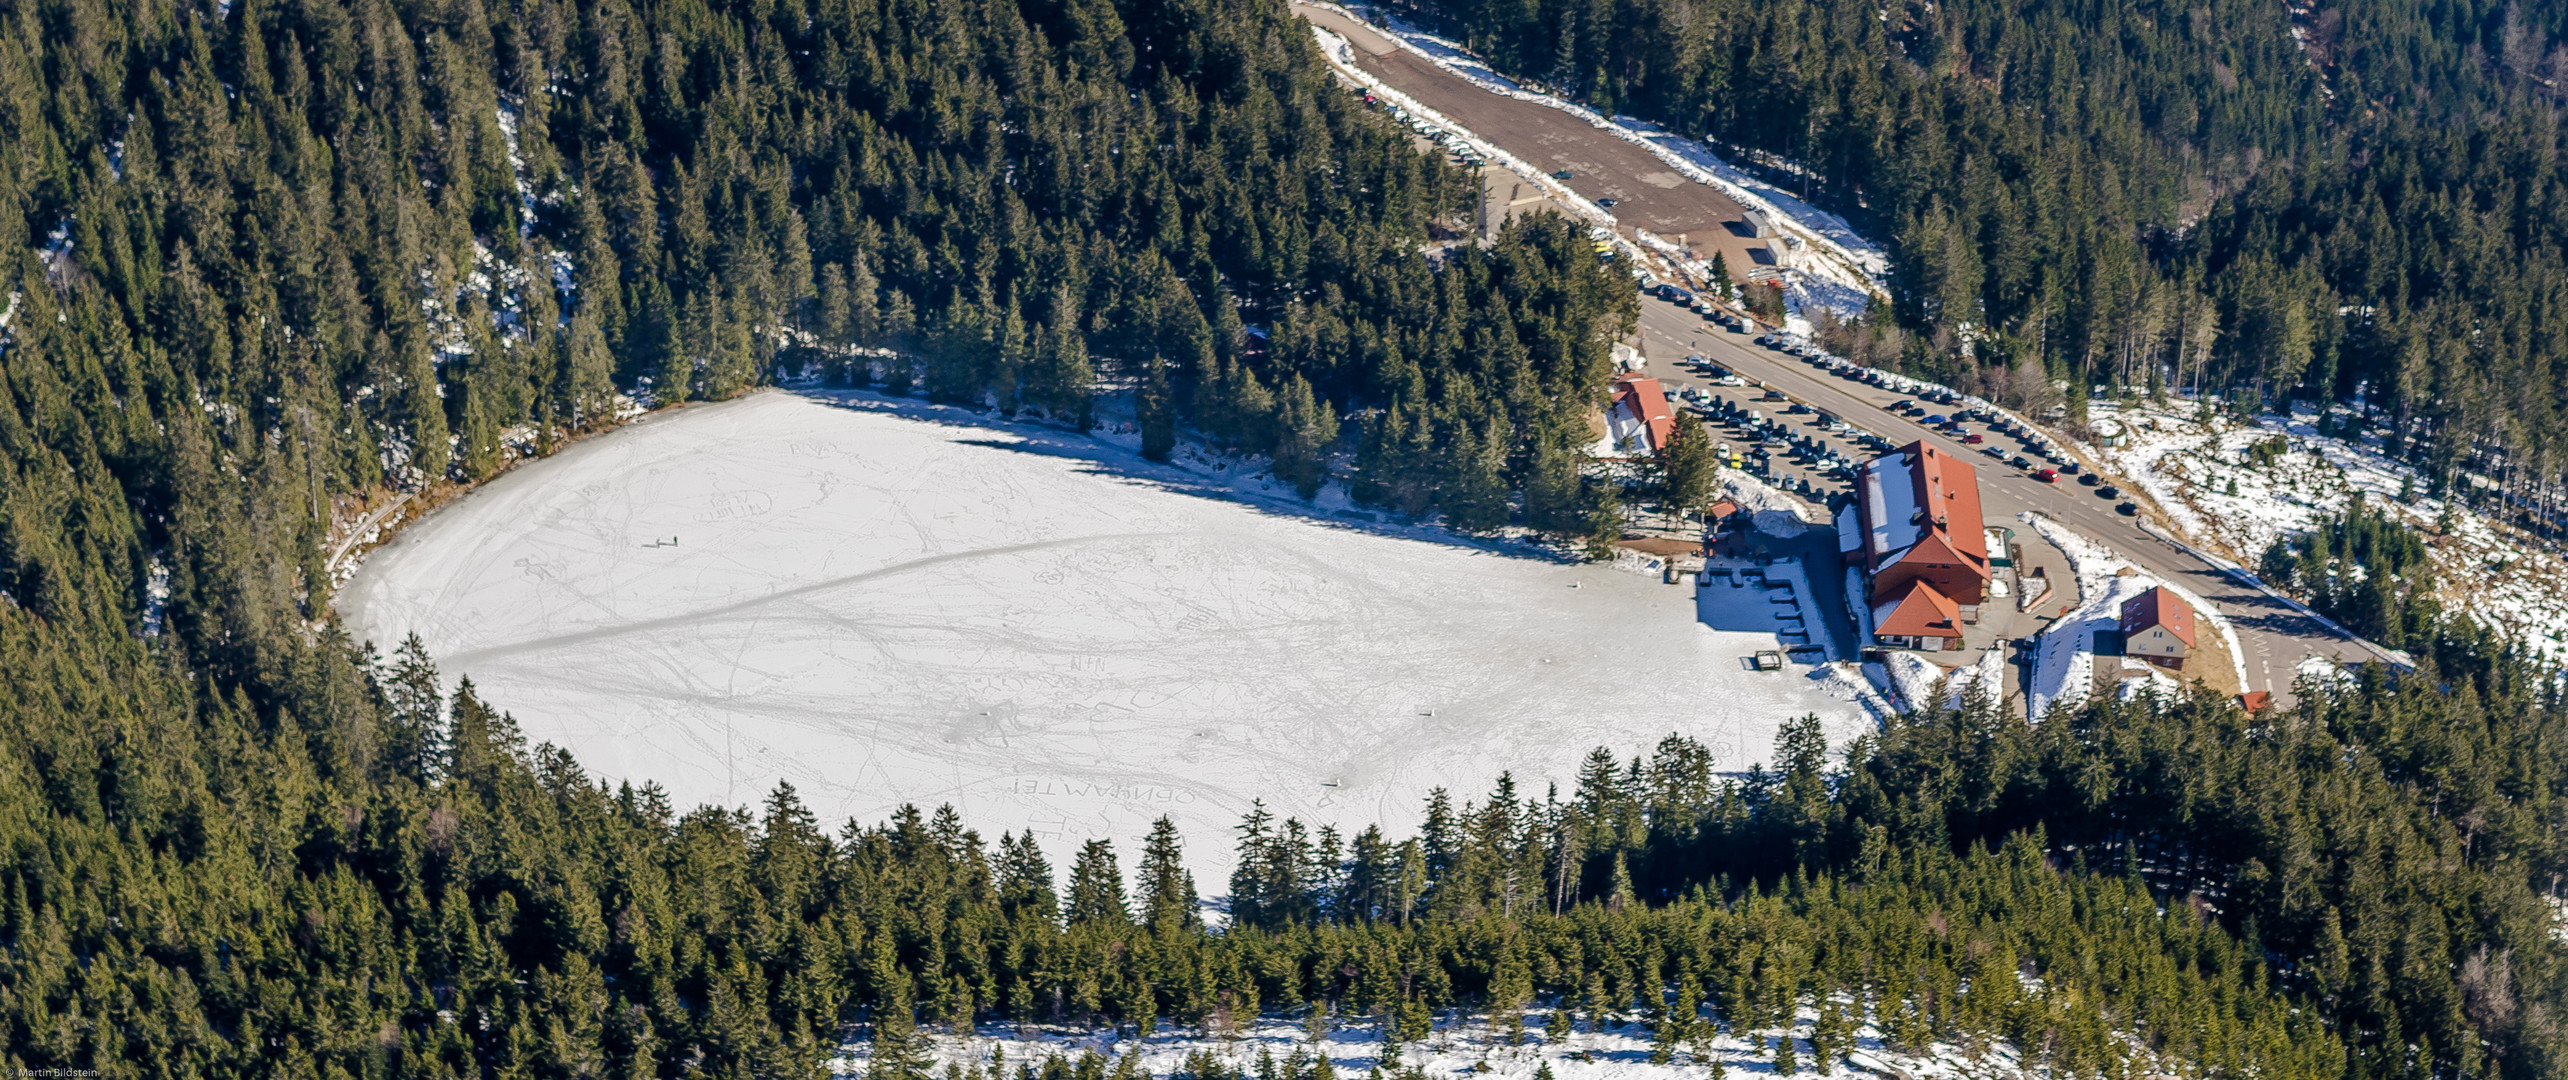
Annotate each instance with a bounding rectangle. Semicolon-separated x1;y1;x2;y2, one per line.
2033;469;2057;482
1963;433;1985;444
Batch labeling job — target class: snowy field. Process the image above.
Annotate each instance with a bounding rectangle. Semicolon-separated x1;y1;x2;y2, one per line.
2083;398;2568;657
342;391;1867;883
837;1012;2042;1080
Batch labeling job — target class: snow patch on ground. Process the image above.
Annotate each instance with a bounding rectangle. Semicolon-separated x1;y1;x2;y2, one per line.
2020;514;2244;715
342;391;1866;885
1868;649;2000;714
1880;652;1944;713
1807;661;1897;722
1945;649;2005;711
2083;398;2568;660
1715;471;1826;529
2294;653;2355;697
836;1009;2043;1080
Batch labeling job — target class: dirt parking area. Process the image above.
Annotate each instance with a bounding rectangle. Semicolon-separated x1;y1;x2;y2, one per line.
1300;5;1771;275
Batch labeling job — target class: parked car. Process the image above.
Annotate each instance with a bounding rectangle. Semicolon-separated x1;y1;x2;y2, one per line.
2060;462;2082;475
1963;433;1985;444
1596;197;1619;208
2010;456;2033;469
2116;501;2139;515
1551;169;1574;179
1922;414;1948;425
2078;473;2101;486
1980;446;2006;459
2096;485;2122;499
2033;469;2058;482
1887;399;1912;411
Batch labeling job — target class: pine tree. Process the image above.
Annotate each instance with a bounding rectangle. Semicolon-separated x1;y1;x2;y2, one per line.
1138;816;1200;933
1067;840;1130;927
383;635;449;782
1439;417;1512;532
1140;354;1177;462
870;943;934;1080
564;308;615;428
1656;411;1718;522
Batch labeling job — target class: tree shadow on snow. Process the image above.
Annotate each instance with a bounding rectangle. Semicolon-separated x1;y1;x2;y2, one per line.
787;387;1584;565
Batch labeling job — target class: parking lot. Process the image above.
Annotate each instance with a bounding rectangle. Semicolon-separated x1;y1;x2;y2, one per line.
1642;292;2087;513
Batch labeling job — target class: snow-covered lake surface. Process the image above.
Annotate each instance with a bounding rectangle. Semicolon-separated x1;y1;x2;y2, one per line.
343;391;1865;881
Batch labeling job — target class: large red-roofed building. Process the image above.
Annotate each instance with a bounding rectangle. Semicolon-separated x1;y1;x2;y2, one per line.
1853;441;1991;611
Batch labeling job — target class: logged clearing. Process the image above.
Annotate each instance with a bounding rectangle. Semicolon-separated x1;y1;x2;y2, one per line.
342;391;1865;880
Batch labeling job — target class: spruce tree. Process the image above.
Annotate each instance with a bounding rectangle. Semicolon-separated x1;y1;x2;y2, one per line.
1440;417;1512;532
869;943;934;1080
1067;840;1130;927
1140;354;1177;463
1656;411;1718;523
1138;816;1200;933
383;635;449;782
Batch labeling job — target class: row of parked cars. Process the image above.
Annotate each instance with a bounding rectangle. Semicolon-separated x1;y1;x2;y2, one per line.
1690;390;1886;488
1645;283;2149;516
1652;282;1759;335
1732;328;2149;516
1371;98;1486;167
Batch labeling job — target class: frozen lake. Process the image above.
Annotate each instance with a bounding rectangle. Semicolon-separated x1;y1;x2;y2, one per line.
341;390;1866;881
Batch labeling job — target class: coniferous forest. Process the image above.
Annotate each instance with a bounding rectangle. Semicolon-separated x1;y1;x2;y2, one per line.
0;0;2561;1077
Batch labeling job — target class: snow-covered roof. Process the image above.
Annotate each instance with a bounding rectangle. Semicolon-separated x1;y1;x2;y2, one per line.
1859;454;1918;560
1857;442;1988;575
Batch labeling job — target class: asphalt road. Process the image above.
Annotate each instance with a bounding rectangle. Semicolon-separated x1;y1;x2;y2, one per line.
1632;299;2382;705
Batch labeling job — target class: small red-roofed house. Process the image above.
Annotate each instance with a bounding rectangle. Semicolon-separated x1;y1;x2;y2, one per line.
2120;586;2196;668
1873;581;1963;651
1598;376;1674;457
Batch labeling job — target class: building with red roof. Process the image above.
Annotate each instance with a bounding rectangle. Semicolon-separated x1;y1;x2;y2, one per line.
1873;581;1963;651
2119;586;2196;667
1853;442;1991;610
1600;376;1674;457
